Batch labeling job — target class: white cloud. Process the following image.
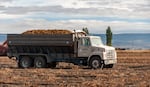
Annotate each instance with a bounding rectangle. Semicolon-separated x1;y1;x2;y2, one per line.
0;14;25;19
0;0;149;19
0;19;149;34
0;0;149;33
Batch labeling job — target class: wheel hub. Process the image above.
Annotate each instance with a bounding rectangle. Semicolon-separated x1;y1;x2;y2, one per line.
92;60;99;68
22;60;28;67
36;61;42;67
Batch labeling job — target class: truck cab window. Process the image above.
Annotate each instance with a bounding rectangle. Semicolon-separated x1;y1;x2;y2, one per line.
81;38;91;46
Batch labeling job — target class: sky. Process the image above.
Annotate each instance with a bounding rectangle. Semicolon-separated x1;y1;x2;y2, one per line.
0;0;150;34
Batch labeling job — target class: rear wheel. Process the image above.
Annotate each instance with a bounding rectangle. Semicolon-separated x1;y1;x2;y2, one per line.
89;56;101;69
34;56;46;68
18;56;33;68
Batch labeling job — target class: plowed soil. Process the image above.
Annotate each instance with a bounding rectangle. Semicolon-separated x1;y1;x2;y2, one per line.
0;50;150;87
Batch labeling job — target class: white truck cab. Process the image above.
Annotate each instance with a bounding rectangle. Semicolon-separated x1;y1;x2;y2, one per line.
78;36;117;68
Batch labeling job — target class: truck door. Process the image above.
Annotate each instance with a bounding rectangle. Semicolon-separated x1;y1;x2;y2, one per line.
78;37;91;57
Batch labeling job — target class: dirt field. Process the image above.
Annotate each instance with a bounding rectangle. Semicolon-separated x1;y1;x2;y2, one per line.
0;50;150;87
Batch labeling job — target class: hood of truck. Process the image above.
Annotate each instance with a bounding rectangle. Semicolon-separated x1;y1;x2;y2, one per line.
100;45;115;50
93;45;115;51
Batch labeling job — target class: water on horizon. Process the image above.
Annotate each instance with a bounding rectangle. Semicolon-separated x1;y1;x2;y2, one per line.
94;33;150;50
0;34;150;49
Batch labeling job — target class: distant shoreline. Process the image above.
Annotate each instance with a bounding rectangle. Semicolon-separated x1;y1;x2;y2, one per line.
0;33;150;49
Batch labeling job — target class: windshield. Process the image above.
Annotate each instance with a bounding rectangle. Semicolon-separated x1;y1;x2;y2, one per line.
91;37;103;46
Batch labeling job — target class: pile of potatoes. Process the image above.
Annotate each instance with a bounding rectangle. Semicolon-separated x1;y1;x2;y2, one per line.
22;29;73;34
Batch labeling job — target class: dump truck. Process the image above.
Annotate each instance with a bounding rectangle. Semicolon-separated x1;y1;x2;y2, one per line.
7;30;117;69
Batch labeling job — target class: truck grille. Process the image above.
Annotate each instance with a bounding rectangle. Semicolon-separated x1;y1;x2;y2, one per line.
106;50;115;59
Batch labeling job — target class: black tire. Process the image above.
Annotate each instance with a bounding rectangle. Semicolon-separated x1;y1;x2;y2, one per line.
34;56;46;68
89;56;101;69
18;56;33;68
104;64;114;68
48;62;57;68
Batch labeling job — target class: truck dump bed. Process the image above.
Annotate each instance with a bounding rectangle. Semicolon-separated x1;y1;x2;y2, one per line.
7;34;74;46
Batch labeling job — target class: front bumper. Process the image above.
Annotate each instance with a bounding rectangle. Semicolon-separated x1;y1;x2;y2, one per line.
104;59;117;65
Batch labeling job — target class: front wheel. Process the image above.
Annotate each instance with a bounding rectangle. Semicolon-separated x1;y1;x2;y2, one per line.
89;57;102;69
34;56;46;68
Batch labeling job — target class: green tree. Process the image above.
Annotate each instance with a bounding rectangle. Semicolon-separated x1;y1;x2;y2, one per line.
82;27;89;35
106;26;113;46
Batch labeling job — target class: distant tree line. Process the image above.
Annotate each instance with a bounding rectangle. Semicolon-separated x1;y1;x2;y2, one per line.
82;27;89;35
